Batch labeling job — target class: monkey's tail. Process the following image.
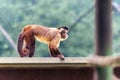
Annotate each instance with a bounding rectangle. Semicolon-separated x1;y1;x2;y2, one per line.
17;32;25;57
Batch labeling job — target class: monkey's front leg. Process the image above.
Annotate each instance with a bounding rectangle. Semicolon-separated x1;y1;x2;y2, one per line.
49;45;65;60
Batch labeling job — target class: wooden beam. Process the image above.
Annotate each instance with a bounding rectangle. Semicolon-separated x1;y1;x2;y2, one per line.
0;57;92;68
0;57;120;69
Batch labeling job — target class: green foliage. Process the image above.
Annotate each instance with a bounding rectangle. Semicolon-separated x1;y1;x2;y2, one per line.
0;0;119;57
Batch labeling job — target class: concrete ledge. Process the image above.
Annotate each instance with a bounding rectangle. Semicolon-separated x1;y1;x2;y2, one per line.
0;57;92;68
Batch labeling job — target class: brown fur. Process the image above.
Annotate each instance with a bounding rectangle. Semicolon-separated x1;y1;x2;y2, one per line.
17;25;68;60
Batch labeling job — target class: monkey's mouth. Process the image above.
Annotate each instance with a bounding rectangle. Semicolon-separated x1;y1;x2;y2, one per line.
60;35;68;41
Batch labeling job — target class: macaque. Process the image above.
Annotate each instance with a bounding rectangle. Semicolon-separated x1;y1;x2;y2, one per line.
17;25;69;60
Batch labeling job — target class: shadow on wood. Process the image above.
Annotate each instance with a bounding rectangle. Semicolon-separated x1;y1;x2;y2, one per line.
0;68;94;80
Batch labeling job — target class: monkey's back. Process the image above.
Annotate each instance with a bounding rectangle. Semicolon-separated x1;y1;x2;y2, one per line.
24;25;60;44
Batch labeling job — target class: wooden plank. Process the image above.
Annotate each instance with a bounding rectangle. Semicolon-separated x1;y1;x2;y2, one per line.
0;57;92;68
0;57;120;69
0;68;94;80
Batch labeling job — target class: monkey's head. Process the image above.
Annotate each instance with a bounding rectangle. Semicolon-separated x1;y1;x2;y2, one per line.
58;26;69;41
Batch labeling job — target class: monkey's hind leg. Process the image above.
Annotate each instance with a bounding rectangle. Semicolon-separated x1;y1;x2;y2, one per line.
24;32;35;57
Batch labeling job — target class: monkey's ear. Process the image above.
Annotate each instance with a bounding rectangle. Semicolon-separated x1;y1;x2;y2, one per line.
58;26;69;30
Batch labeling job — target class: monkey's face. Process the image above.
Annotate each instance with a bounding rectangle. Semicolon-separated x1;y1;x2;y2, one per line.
58;27;69;41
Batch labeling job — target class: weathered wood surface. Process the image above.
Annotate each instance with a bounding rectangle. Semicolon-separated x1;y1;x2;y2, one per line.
0;57;91;68
0;57;120;68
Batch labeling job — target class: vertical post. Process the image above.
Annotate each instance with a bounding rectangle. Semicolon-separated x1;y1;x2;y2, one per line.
95;0;112;80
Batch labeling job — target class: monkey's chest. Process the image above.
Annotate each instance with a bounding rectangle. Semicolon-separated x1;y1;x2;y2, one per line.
34;36;49;44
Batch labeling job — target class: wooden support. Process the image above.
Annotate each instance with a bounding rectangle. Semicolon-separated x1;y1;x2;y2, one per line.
0;57;120;68
0;57;91;68
95;0;112;80
0;58;119;80
0;57;94;80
